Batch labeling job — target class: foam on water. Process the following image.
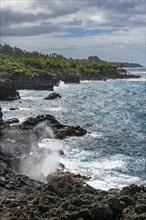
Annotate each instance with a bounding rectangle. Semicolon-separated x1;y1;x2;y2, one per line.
19;107;31;111
38;131;146;190
88;131;103;138
55;81;69;89
87;174;141;191
59;81;65;86
44;107;67;112
81;80;95;83
119;78;146;82
1;67;145;189
39;134;146;190
38;138;64;151
61;151;146;190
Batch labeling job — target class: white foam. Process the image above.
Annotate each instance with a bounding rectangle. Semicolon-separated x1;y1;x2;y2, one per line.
38;138;64;151
45;107;66;112
120;78;146;82
80;80;94;83
88;132;103;138
60;152;146;190
59;81;65;86
22;97;42;100
19;107;30;111
32;136;146;189
87;173;141;190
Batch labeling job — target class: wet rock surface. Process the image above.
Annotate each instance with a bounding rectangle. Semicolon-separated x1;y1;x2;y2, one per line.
5;118;20;124
0;114;146;220
0;86;21;101
44;92;62;100
19;114;87;140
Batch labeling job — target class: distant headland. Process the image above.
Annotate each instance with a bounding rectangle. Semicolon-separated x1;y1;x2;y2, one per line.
0;44;142;91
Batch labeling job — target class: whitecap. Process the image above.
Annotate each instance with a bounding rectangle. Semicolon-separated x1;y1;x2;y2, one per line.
38;138;64;151
87;173;143;191
61;153;146;190
45;107;67;112
120;78;146;82
19;107;30;111
59;81;65;86
88;131;103;138
80;80;94;83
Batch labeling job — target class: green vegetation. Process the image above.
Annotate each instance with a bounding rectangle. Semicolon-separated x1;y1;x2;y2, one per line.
0;44;140;83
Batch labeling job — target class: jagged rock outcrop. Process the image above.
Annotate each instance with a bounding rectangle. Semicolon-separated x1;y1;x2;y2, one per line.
0;161;146;220
44;92;62;100
0;113;146;220
19;114;87;140
5;118;19;124
0;86;21;101
0;114;87;159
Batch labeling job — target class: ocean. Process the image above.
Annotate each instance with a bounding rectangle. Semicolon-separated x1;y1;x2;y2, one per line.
1;67;146;190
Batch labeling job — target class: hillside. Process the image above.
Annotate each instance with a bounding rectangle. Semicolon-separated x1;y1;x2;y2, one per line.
0;44;141;90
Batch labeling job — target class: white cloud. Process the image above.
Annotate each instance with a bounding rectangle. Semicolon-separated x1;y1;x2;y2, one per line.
1;0;145;64
1;0;34;13
1;0;145;31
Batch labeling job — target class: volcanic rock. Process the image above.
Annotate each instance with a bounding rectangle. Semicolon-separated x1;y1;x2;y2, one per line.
1;113;145;220
0;165;146;220
19;114;87;140
0;86;20;101
5;118;19;124
9;107;19;110
44;92;62;100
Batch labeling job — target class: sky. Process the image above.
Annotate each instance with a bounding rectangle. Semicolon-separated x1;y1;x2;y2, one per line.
0;0;146;65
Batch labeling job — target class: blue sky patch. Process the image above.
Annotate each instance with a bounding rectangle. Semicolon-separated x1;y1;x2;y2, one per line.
66;27;119;37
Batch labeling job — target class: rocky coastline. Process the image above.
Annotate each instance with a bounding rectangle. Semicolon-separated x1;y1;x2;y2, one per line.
0;86;21;101
0;71;141;93
0;112;146;220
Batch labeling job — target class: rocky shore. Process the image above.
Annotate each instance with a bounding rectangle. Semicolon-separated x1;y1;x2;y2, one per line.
0;86;21;101
80;74;141;81
0;114;146;220
0;162;146;220
0;72;141;93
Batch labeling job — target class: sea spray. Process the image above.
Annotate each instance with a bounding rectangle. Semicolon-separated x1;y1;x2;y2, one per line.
20;121;63;183
33;120;55;141
20;149;62;183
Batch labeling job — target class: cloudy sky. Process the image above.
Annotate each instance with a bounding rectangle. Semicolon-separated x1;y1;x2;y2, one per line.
1;0;146;65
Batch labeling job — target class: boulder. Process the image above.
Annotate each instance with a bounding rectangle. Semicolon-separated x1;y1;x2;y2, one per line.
0;86;20;101
19;114;87;139
5;118;19;124
107;196;125;213
9;108;19;111
44;92;62;100
56;125;87;139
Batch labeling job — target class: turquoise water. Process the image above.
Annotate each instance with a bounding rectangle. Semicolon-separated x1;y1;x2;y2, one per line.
1;67;146;190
